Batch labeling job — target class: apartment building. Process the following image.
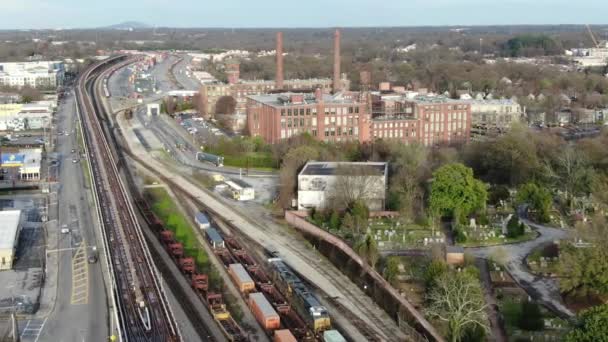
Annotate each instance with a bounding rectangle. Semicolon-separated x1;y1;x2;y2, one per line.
0;61;65;89
370;92;471;146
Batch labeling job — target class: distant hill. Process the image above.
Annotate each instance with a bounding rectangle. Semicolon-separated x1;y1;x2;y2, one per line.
104;21;151;30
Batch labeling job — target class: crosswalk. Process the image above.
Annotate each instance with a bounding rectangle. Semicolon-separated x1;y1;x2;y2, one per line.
19;318;47;342
71;243;89;305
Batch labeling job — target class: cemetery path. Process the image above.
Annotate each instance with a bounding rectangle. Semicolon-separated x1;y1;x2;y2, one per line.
466;220;574;319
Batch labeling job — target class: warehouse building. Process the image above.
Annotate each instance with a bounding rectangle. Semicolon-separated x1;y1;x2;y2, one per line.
297;161;388;211
0;210;23;270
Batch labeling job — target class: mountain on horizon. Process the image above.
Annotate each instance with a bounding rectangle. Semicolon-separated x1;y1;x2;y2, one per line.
104;21;151;30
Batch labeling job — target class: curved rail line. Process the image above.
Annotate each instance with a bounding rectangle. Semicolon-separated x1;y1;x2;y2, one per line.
75;56;181;342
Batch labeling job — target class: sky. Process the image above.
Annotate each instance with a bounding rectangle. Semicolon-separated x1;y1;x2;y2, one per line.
1;0;607;29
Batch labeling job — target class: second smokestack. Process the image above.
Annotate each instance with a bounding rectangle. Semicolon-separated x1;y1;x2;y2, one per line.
276;32;284;90
333;29;341;94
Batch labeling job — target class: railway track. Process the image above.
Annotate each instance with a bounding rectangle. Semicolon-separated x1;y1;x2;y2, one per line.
76;56;181;342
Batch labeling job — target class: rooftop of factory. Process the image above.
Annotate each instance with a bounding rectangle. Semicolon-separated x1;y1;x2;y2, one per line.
248;92;359;107
299;161;387;177
0;210;21;250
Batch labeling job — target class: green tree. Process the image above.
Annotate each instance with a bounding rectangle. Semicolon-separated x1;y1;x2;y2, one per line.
426;269;488;342
349;200;370;235
383;256;401;286
429;163;488;220
516;183;552;223
565;304;608;342
423;259;448;289
518;301;544;331
546;146;595;212
354;234;379;268
329;210;341;231
506;215;524;238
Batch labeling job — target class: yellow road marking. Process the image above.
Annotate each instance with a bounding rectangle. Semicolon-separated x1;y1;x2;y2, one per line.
71;242;89;305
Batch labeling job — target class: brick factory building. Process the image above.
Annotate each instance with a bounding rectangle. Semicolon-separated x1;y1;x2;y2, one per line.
247;89;370;144
200;30;350;131
247;90;471;147
370;92;472;146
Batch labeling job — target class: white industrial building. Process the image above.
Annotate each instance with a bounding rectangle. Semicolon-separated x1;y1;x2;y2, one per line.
0;101;53;131
0;210;23;271
225;178;255;201
297;161;388;211
0;61;65;89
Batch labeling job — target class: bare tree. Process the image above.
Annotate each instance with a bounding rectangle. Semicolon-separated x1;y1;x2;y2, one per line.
329;164;381;210
215;95;237;115
426;270;489;342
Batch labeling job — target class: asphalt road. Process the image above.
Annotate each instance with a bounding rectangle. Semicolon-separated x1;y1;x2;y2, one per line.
29;90;111;342
466;218;573;318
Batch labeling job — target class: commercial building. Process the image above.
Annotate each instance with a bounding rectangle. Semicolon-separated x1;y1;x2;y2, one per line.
0;102;53;132
0;149;42;181
297;161;388;211
0;210;23;270
200;30;349;131
247;90;370;144
0;61;65;89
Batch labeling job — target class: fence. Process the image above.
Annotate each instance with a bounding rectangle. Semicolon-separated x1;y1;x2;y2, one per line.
284;210;444;342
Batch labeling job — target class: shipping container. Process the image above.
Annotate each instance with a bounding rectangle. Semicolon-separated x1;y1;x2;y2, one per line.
205;228;225;248
195;211;210;229
228;263;255;293
273;329;297;342
323;330;346;342
249;292;280;330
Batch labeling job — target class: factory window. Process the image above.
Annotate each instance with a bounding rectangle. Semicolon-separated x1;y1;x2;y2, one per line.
330;128;335;136
312;118;317;126
312;130;317;136
281;109;285;116
288;109;292;116
287;118;292;127
306;108;311;115
337;127;342;135
349;107;354;114
355;107;359;114
300;118;305;126
300;109;305;116
325;129;329;137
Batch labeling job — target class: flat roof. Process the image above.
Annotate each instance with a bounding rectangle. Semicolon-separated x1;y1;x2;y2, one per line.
249;292;278;317
229;178;252;189
195;212;209;224
248;92;359;107
0;210;21;250
299;161;387;177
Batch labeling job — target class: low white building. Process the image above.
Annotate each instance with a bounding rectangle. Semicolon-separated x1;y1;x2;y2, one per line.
1;149;42;181
297;161;388;211
225;178;255;201
0;61;65;89
0;210;23;271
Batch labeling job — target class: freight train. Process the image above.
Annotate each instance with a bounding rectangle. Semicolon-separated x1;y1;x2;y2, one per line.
268;258;332;332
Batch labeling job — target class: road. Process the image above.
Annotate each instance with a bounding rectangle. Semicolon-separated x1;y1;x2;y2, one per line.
24;89;110;342
466;218;574;318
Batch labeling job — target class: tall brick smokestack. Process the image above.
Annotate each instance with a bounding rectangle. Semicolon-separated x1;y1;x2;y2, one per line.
333;29;341;94
276;32;284;90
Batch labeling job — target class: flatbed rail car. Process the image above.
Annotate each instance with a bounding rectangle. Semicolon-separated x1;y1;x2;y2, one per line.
268;258;332;333
210;229;316;340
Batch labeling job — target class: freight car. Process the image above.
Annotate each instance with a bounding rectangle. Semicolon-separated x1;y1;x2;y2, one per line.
268;258;331;332
197;152;224;167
